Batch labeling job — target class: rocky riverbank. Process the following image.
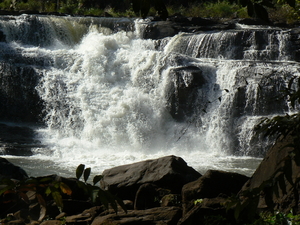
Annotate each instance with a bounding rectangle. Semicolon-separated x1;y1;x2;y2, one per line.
1;13;300;224
1;133;300;224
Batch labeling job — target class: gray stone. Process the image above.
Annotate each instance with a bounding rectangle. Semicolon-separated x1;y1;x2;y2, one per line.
0;123;43;156
166;66;205;121
100;155;201;201
0;157;28;180
240;134;300;214
177;197;231;225
182;170;249;215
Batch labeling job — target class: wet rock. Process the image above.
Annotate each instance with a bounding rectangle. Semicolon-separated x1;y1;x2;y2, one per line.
189;17;218;26
0;123;42;156
182;170;249;215
161;194;181;207
166;66;205;121
0;63;44;123
143;21;178;39
240;134;300;214
0;29;6;42
100;155;201;201
134;183;172;210
0;157;28;180
178;197;232;225
238;18;271;26
134;183;161;210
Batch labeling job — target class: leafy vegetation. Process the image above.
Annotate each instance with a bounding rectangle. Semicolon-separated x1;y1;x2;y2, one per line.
0;0;298;24
260;211;300;224
0;175;72;221
0;164;126;222
75;164;127;213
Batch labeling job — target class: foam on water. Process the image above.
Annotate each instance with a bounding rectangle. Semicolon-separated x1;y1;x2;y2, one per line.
1;16;299;177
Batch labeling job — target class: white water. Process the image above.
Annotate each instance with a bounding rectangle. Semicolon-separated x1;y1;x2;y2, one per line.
1;15;299;177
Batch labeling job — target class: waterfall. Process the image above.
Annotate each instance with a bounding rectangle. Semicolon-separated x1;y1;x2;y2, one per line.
0;15;298;176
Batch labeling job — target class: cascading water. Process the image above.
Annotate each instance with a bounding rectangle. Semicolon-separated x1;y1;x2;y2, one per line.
0;14;299;177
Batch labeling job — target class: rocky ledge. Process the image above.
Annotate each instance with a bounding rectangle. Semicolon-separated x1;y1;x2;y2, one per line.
0;123;45;156
1;133;300;225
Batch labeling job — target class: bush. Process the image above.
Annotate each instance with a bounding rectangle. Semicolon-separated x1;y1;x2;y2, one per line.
0;164;126;222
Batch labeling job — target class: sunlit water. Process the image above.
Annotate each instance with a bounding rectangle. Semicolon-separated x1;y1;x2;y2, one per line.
1;15;299;178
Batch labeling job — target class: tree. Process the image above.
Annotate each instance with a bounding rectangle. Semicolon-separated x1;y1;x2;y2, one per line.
239;0;296;21
131;0;168;20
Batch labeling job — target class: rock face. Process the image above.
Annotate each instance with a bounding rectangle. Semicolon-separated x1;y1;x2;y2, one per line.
178;197;232;225
166;66;206;121
100;155;201;201
0;63;44;123
182;170;249;215
0;157;28;180
240;134;300;214
0;123;43;156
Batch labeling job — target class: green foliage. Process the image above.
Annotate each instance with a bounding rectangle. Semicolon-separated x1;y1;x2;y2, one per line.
167;1;248;19
0;164;127;221
0;0;298;24
83;7;104;16
258;211;300;224
74;164;127;214
194;198;203;205
268;3;298;24
0;175;72;219
0;0;13;10
238;0;296;21
201;1;244;18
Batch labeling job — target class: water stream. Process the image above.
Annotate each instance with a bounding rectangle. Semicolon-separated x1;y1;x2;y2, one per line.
1;15;299;177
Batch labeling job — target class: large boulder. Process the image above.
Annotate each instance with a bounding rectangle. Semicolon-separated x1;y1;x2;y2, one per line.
182;170;249;215
240;134;300;214
0;157;28;180
166;66;206;121
100;155;201;201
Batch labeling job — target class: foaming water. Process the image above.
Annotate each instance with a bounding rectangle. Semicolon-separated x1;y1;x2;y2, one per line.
1;16;299;177
31;30;258;176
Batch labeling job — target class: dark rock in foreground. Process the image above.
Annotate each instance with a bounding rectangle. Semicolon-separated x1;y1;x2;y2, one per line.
240;134;300;214
2;138;300;225
0;157;28;180
100;155;201;201
182;170;249;215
